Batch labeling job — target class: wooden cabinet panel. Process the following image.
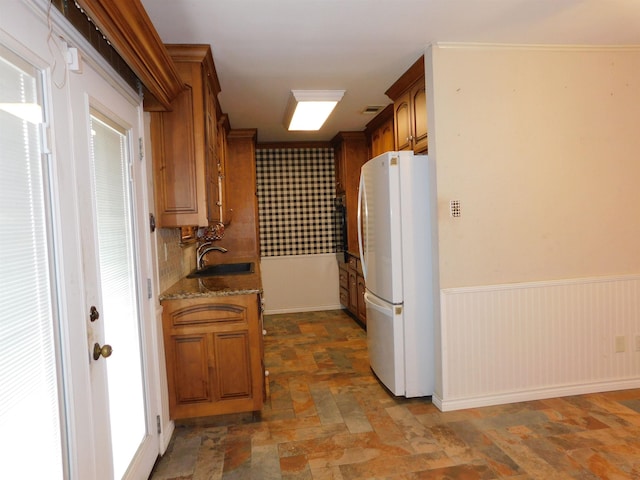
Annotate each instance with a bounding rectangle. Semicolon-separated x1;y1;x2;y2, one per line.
394;96;412;151
412;79;428;153
339;287;349;308
216;129;259;257
162;294;263;419
334;144;346;195
371;119;395;157
171;334;211;403
151;87;201;223
365;103;395;159
338;261;350;309
214;332;251;399
339;253;366;327
348;269;358;313
214;115;230;224
332;132;368;255
386;55;428;154
151;44;226;227
338;265;349;291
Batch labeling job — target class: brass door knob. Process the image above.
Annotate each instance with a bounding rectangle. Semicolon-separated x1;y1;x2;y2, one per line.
93;342;113;360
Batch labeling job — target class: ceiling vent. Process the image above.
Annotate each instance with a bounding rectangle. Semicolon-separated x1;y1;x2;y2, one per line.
362;105;384;115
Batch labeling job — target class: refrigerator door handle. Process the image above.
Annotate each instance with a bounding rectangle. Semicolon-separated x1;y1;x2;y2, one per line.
357;171;367;280
364;291;394;315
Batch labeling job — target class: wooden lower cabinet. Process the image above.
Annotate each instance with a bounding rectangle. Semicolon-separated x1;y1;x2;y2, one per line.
338;263;349;308
356;273;366;324
339;253;366;326
161;293;264;419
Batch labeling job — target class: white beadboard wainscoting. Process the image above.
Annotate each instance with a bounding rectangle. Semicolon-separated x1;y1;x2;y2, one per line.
434;275;640;411
260;254;342;314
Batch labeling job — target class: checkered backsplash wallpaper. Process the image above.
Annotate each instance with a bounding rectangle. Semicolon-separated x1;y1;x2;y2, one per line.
256;147;337;257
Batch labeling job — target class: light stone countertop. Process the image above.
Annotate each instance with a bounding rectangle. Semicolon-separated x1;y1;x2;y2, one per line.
159;261;262;301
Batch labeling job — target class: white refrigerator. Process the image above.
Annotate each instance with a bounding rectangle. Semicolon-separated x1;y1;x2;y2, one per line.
357;151;437;397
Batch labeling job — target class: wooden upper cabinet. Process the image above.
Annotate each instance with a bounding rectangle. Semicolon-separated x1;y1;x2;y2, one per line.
216;129;260;258
386;55;428;154
151;44;224;227
332;132;368;254
365;103;395;158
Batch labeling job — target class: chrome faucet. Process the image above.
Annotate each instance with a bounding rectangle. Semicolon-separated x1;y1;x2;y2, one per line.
197;242;228;269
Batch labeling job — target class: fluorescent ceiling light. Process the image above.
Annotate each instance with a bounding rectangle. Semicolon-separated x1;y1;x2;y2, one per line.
285;90;345;131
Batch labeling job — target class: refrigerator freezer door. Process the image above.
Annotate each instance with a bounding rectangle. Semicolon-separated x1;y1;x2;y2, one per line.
365;291;404;395
359;152;404;304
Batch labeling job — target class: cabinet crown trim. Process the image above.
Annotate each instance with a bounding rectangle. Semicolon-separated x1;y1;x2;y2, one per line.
385;55;425;100
75;0;185;110
166;44;222;97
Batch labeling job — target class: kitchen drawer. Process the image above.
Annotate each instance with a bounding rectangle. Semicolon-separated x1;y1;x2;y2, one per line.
339;267;349;290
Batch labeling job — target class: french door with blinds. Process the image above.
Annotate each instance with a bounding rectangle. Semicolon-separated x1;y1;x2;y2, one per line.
68;61;159;478
0;42;66;480
1;2;161;477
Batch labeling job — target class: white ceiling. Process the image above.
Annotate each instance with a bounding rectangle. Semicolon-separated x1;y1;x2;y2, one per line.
140;0;640;143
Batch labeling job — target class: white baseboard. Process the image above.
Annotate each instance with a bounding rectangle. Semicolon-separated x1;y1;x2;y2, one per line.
433;378;640;412
264;303;343;315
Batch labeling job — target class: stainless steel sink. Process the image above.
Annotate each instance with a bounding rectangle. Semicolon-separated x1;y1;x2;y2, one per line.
187;262;254;278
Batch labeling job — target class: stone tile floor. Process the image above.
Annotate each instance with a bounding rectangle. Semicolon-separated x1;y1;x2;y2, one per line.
149;309;640;479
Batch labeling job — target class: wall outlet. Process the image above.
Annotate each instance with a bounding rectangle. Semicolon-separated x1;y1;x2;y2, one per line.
615;335;626;353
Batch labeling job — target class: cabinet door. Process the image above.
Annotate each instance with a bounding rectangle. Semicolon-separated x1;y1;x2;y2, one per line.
151;86;205;227
370;117;395;158
170;334;212;404
214;331;252;399
394;91;412;151
379;120;395;155
338;264;349;309
412;79;428;153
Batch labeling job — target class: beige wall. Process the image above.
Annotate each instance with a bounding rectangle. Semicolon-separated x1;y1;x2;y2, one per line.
427;44;640;289
260;254;341;314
